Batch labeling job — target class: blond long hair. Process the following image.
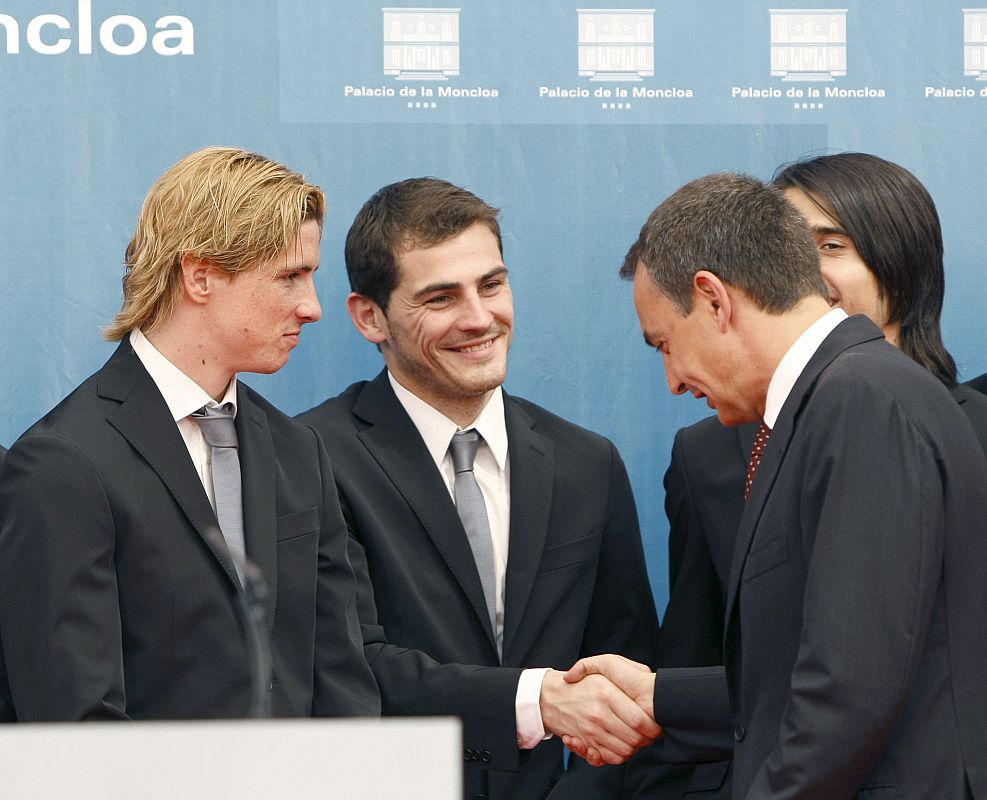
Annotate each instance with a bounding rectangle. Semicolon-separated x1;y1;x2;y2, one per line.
105;147;326;340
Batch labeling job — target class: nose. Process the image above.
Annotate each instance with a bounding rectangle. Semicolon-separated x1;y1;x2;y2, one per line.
663;353;687;395
297;275;322;324
457;291;494;331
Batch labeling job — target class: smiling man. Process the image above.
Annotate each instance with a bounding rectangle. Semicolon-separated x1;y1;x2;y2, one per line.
565;172;987;799
298;177;661;800
0;147;379;720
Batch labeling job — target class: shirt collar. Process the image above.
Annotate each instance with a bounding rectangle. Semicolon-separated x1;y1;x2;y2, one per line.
763;308;848;428
387;371;508;471
130;328;238;421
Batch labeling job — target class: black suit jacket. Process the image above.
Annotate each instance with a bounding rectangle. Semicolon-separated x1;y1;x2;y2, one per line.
299;371;660;800
0;341;379;720
648;316;987;799
0;443;11;723
966;371;987;395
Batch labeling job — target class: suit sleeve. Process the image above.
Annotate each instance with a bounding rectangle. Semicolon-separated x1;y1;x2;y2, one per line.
341;486;524;771
0;434;129;720
744;376;946;798
624;429;736;798
658;429;727;668
310;430;381;717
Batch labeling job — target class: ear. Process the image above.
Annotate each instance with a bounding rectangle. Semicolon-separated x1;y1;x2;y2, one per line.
693;270;732;332
180;254;220;305
346;292;389;345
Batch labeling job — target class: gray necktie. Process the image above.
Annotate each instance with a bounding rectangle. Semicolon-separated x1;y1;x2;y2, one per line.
193;403;246;567
449;429;498;649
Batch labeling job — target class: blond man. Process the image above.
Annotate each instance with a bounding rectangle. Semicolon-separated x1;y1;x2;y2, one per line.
0;147;379;720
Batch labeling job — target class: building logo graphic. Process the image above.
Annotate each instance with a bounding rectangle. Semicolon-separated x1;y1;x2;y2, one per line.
382;7;460;80
769;8;847;81
964;8;987;79
577;8;655;81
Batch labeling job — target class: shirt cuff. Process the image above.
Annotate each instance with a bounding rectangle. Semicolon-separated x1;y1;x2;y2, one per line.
515;667;553;749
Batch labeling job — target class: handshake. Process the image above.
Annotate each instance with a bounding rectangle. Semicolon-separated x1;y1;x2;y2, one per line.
541;654;659;767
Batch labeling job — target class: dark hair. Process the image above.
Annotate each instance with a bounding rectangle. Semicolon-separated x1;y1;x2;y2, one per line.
772;152;957;385
345;177;502;311
621;172;827;314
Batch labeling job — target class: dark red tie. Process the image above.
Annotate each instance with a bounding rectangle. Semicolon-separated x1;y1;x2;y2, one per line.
744;422;772;501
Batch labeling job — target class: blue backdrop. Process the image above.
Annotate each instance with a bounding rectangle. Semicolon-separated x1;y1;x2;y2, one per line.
2;0;985;608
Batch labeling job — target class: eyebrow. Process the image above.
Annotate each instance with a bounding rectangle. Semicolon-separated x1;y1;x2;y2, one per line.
812;224;850;237
411;265;508;301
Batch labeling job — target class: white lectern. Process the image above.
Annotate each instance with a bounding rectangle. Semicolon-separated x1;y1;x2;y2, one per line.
0;717;461;799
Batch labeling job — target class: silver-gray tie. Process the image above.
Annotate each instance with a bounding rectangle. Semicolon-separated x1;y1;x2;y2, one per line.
449;429;498;649
193;403;246;567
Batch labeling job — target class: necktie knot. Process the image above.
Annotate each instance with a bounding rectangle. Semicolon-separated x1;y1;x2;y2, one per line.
194;404;238;449
450;429;482;474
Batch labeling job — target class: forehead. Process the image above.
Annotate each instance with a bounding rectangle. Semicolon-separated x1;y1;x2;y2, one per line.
783;187;839;229
632;265;680;337
393;222;504;289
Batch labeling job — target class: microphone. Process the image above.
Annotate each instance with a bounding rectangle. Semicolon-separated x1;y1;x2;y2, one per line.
205;525;272;718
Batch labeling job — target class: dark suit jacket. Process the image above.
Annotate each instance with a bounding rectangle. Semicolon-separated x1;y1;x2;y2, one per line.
298;371;660;800
0;443;11;723
648;316;987;799
0;341;379;720
966;371;987;395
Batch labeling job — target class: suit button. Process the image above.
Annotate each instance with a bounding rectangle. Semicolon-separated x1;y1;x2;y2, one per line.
734;725;746;742
464;747;477;761
481;749;492;763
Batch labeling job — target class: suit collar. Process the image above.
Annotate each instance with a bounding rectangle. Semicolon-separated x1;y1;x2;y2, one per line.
235;386;278;630
353;371;501;656
98;341;245;591
501;398;554;661
724;316;885;629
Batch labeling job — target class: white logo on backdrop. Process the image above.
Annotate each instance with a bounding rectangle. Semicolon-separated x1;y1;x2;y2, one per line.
963;8;987;79
769;8;847;81
577;8;655;81
382;7;460;80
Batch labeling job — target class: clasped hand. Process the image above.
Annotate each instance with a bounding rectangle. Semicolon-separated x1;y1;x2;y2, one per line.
539;654;660;766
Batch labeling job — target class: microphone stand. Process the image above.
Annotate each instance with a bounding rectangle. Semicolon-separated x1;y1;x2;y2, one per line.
206;526;272;719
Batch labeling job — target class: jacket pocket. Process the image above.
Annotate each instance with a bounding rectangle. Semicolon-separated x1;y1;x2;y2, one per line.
276;506;319;542
741;533;788;583
537;533;599;573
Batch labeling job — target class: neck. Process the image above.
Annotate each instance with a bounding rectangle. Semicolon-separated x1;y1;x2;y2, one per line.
432;392;492;429
743;295;833;419
143;320;234;402
882;321;901;349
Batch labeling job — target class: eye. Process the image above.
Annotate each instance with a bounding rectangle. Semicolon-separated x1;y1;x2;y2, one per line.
480;278;505;294
425;294;453;306
280;271;300;282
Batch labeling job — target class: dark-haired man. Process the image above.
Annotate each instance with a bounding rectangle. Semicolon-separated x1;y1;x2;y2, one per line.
566;172;987;799
299;177;661;800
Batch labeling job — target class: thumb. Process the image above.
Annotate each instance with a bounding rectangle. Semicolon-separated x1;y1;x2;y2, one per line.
563;655;605;683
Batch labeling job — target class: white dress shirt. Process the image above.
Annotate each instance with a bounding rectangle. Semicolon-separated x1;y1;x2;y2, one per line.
130;328;238;512
388;372;551;749
763;308;848;427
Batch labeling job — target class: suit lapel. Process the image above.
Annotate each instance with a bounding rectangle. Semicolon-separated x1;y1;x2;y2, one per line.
501;397;554;662
723;316;885;630
236;386;278;632
99;341;240;588
353;372;498;653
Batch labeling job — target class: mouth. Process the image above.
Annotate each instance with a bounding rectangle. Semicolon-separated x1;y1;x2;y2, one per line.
448;337;497;355
284;331;301;345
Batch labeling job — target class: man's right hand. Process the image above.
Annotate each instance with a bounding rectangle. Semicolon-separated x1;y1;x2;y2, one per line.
539;667;661;766
559;654;658;765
